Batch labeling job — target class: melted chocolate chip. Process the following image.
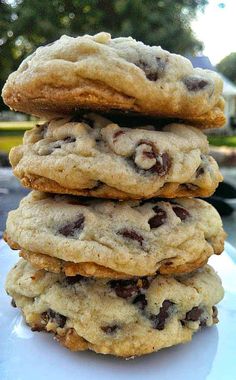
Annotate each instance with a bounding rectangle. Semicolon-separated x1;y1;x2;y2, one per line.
113;130;125;141
135;57;166;81
52;136;76;150
196;166;205;177
132;294;147;310
151;300;174;330
181;183;199;191
109;279;139;298
109;277;151;299
143;149;156;159
172;206;190;221
11;298;16;308
163;261;173;267
63;136;76;143
148;207;167;228
150;152;171;176
185;306;203;322
200;319;207;327
31;326;45;332
101;324;120;334
134;140;171;176
212;306;218;319
64;274;85;285
118;228;144;247
42;309;67;328
141;277;151;289
183;76;209;91
58;214;85;237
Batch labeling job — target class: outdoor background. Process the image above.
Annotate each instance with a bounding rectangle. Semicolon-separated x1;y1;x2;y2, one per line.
0;0;235;243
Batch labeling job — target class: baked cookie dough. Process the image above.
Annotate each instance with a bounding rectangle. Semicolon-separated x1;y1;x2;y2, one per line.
9;114;223;199
5;259;224;357
5;191;226;277
2;33;225;128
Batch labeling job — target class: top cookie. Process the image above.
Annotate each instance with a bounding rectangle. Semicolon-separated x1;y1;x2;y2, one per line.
2;32;225;128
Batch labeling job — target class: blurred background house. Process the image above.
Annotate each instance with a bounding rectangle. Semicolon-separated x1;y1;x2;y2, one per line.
188;55;236;135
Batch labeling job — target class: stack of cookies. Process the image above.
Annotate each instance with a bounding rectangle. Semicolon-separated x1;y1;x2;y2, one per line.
2;33;226;358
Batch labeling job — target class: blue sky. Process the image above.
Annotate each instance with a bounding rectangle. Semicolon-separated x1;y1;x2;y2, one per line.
192;0;236;64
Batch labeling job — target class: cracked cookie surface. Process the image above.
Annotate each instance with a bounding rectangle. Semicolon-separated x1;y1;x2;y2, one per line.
9;114;222;199
2;33;225;128
5;259;224;357
5;191;226;277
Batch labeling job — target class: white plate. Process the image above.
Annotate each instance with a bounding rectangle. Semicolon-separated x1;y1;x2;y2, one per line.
0;240;236;380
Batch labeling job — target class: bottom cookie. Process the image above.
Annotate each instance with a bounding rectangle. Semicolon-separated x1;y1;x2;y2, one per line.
5;259;224;358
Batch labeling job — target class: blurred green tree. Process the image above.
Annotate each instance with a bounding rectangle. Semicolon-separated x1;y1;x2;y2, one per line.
0;0;207;111
217;53;236;84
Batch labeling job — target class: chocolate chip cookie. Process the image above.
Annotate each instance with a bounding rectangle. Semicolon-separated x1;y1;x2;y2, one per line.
5;259;224;357
2;33;225;128
5;191;226;278
9;114;222;199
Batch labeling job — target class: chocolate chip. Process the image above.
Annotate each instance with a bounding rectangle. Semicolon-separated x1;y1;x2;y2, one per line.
132;294;147;310
164;261;173;266
148;206;167;228
58;214;85;237
101;324;120;334
150;152;171;176
181;183;199;191
135;57;166;81
151;300;174;330
113;130;125;141
183;76;209;91
143;149;156;159
134;140;171;176
172;206;190;221
140;277;151;289
31;326;45;332
200;319;207;327
196;166;205;177
63;136;76;143
109;277;152;299
42;309;67;328
109;279;139;298
64;274;85;285
117;228;144;247
185;306;203;322
212;306;218;319
52;136;76;150
11;298;16;308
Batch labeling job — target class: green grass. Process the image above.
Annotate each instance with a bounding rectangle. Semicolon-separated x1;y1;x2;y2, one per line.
0;121;34;130
0;136;23;152
0;135;23;153
208;135;236;148
0;121;33;152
